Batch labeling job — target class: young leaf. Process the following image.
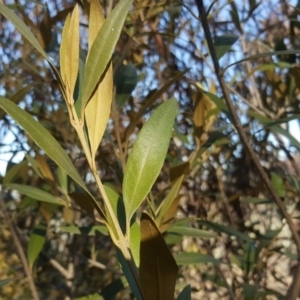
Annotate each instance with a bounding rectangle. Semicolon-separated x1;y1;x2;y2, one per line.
27;225;46;270
123;98;177;225
81;0;133;111
85;0;113;160
6;184;64;205
139;212;178;300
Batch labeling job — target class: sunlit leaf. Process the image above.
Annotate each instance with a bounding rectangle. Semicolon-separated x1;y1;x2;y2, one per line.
85;0;113;159
81;0;133;112
140;212;178;300
123;99;177;225
130;221;140;267
60;4;79;97
27;225;46;270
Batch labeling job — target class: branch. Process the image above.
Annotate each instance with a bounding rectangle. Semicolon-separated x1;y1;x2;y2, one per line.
195;2;300;299
0;193;40;300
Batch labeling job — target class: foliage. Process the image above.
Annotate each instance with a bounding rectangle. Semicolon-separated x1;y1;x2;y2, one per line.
0;0;300;299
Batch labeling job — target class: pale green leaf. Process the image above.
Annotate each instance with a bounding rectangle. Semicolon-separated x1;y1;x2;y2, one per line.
27;225;46;270
81;0;133;111
130;221;140;267
123;99;177;224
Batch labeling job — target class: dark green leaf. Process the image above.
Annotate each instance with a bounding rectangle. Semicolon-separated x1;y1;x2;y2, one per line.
213;34;239;59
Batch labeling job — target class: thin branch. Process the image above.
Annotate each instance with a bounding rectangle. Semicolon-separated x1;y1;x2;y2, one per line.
0;193;40;300
195;2;300;299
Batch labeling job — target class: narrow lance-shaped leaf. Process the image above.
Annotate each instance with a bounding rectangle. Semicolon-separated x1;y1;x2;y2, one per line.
81;0;133;113
0;97;105;217
85;0;113;160
123;98;178;225
6;184;64;205
139;212;178;300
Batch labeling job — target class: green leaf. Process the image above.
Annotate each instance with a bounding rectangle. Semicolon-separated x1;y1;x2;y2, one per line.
243;283;257;300
240;197;273;205
6;184;64;205
104;185;126;237
0;98;86;195
81;0;133;111
116;249;143;300
199;220;254;243
60;225;108;236
115;63;138;108
100;276;128;299
3;160;27;185
242;242;257;275
130;221;140;267
0;97;106;219
271;172;285;198
27;225;46;270
168;226;218;238
213;34;239;59
174;252;220;265
139;212;178;300
123;98;177;225
225;50;300;71
176;285;191;300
